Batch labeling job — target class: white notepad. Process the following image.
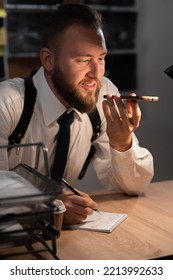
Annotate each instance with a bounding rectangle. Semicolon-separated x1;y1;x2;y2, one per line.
66;211;128;233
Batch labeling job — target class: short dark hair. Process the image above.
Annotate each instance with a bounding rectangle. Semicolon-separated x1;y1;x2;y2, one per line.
41;3;102;50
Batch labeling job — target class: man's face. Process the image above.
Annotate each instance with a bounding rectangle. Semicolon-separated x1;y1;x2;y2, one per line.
51;24;107;113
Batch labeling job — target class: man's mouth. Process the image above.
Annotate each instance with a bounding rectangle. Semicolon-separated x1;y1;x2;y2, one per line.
81;81;97;91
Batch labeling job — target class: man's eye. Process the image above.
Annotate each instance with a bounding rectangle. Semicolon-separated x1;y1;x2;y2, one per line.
82;59;90;63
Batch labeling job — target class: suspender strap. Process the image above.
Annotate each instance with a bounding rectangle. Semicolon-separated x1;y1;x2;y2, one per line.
8;77;37;148
88;106;101;142
78;145;96;180
78;106;101;180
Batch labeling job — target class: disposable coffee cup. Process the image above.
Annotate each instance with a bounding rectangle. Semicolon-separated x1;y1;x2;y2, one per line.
53;199;66;238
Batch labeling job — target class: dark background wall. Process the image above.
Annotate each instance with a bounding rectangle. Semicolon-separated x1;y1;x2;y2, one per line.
136;0;173;182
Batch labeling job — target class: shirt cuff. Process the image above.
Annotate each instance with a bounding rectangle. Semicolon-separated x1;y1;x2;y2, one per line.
110;137;149;163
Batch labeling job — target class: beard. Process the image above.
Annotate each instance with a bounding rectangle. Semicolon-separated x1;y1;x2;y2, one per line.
51;64;101;113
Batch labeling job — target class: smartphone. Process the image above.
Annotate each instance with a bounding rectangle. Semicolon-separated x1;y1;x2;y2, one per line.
103;95;159;102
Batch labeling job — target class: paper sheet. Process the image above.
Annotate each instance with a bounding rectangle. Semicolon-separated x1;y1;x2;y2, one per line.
65;211;128;233
0;171;41;198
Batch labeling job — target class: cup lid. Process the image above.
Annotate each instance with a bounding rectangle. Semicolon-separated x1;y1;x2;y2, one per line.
53;199;66;213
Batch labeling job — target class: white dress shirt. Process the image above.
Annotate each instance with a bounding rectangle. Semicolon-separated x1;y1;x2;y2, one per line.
0;67;154;194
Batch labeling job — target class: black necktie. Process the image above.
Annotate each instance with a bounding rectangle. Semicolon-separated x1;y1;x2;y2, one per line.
51;110;74;182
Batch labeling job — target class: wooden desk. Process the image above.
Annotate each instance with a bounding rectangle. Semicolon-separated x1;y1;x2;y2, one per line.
1;180;173;260
56;180;173;260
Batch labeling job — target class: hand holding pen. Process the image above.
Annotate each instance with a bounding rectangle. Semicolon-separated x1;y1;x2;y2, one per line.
59;178;100;225
61;178;100;213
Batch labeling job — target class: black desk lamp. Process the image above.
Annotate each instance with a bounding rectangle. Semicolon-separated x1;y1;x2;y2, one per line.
164;65;173;79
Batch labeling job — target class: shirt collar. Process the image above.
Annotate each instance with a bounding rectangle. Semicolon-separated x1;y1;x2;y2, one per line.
32;67;66;126
32;67;84;126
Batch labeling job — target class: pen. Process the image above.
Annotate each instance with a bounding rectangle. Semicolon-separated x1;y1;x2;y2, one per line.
103;95;159;102
61;177;100;213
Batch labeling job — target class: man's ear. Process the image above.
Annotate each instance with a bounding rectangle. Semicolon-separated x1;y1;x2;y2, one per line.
40;48;54;71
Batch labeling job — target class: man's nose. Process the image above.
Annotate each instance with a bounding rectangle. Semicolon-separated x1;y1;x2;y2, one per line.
87;61;104;79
